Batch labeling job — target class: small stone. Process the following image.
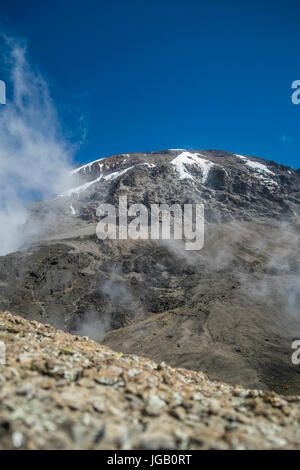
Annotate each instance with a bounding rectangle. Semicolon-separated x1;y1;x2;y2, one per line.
12;431;24;448
18;353;35;365
91;399;105;413
17;383;35;398
207;399;221;415
43;421;57;432
269;436;287;447
82;413;92;426
145;394;166;416
60;390;83;410
64;369;82;381
233;387;249;398
127;368;140;377
95;368;121;385
170;406;186;420
192;392;202;402
8;367;19;377
42;378;55;389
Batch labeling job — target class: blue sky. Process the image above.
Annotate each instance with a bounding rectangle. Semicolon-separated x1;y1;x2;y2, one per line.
1;0;300;168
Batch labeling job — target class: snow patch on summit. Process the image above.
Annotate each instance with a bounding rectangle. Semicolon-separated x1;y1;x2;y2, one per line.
171;151;214;183
235;154;274;175
245;160;275;176
234;154;277;187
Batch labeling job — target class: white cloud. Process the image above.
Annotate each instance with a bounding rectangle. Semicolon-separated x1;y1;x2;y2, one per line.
0;35;76;255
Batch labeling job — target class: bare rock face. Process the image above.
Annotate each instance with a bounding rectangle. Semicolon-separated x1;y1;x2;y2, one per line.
1;312;300;450
1;150;300;394
29;149;300;225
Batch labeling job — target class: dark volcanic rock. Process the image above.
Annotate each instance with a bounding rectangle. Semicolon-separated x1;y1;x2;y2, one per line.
1;149;300;394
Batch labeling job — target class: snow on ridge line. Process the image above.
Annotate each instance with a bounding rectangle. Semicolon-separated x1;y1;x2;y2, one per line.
58;166;134;198
234;154;275;176
72;153;132;175
234;154;247;160
71;158;103;175
171;151;214;183
245;160;275;176
62;159;155;199
101;166;134;181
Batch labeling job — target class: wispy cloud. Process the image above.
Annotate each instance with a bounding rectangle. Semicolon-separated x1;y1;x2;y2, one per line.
0;35;76;255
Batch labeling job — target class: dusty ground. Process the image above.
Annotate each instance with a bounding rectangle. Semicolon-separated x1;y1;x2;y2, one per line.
1;311;300;450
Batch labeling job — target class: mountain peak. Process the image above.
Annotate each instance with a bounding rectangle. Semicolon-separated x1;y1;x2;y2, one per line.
52;149;299;225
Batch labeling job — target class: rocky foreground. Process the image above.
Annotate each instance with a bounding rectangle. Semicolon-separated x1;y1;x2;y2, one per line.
0;312;300;450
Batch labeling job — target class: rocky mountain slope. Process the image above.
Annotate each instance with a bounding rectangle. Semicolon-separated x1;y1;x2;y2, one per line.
1;311;300;450
1;149;300;394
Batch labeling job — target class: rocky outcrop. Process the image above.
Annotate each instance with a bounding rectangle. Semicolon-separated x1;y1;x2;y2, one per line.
1;311;300;450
